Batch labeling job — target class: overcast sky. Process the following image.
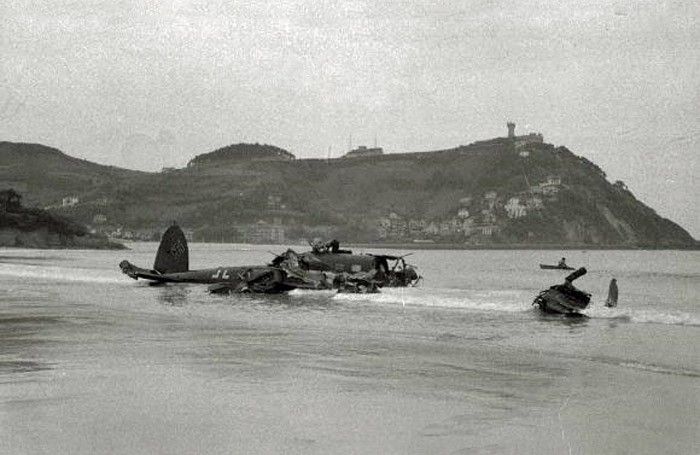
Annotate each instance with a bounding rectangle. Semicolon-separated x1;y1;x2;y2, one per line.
2;0;698;237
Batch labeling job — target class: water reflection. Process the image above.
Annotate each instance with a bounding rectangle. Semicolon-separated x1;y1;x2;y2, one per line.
155;285;191;306
535;311;590;328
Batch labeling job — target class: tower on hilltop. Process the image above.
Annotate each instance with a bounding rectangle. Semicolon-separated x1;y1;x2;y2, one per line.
507;122;516;138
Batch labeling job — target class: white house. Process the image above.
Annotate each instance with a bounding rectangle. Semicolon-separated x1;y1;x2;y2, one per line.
505;197;527;219
62;196;79;207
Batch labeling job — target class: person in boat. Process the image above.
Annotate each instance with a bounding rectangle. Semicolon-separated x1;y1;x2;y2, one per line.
326;239;340;253
324;239;351;254
558;257;568;268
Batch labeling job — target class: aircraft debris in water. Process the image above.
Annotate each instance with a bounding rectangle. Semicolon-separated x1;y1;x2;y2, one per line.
119;224;421;294
532;267;591;315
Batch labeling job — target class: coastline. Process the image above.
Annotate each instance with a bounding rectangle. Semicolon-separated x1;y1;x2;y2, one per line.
346;243;700;251
111;239;699;251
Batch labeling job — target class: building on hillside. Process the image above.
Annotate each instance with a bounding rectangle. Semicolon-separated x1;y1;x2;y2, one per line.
505;197;528;219
478;225;499;236
342;146;384;158
424;222;440;236
481;208;497;224
62;196;79;207
457;196;473;218
539;175;562;196
377;217;391;238
506;122;544;149
484;191;498;210
408;219;427;237
457;207;470;219
460;218;475;236
525;195;544;209
529;185;544;195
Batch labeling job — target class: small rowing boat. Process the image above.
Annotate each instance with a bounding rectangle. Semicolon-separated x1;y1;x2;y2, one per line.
539;263;575;270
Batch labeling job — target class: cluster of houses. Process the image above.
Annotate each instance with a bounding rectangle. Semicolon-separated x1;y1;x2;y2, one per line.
377;175;563;241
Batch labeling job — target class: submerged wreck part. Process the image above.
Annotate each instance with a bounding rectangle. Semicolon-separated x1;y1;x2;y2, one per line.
532;267;591;315
605;278;619;308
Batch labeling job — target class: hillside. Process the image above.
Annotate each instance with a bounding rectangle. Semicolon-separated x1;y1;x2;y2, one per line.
2;140;694;247
0;142;147;208
0;189;124;249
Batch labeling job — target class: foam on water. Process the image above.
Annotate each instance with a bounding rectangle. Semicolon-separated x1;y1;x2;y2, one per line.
288;288;338;298
333;287;700;327
584;305;700;327
333;287;528;313
3;258;696;328
0;262;124;284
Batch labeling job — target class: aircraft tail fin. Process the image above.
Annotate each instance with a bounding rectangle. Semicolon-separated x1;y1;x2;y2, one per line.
153;223;189;274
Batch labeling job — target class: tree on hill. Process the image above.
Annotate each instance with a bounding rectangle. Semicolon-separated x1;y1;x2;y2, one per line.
1;188;22;212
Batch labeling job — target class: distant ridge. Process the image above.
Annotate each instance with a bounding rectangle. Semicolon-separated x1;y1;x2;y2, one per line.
1;139;695;247
187;143;295;167
0;142;145;208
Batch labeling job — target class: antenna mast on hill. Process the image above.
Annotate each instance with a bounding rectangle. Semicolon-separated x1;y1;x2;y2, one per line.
348;134;352;152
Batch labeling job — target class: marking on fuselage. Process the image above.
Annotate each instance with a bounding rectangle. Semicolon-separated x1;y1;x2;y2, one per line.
212;269;231;280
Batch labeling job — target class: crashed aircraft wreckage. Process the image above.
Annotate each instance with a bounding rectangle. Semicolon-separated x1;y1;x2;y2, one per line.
532;267;591;315
119;223;421;294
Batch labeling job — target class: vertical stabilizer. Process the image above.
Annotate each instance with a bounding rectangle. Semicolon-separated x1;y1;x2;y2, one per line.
153;223;189;274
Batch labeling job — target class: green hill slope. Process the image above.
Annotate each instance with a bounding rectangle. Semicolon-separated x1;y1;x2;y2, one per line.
0;189;124;249
2;141;694;247
0;142;146;208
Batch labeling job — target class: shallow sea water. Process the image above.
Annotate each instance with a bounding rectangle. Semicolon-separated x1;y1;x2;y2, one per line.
1;244;698;454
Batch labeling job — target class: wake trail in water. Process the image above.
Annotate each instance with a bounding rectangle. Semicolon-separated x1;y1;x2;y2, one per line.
335;287;700;327
334;287;529;314
4;263;696;328
0;262;124;284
